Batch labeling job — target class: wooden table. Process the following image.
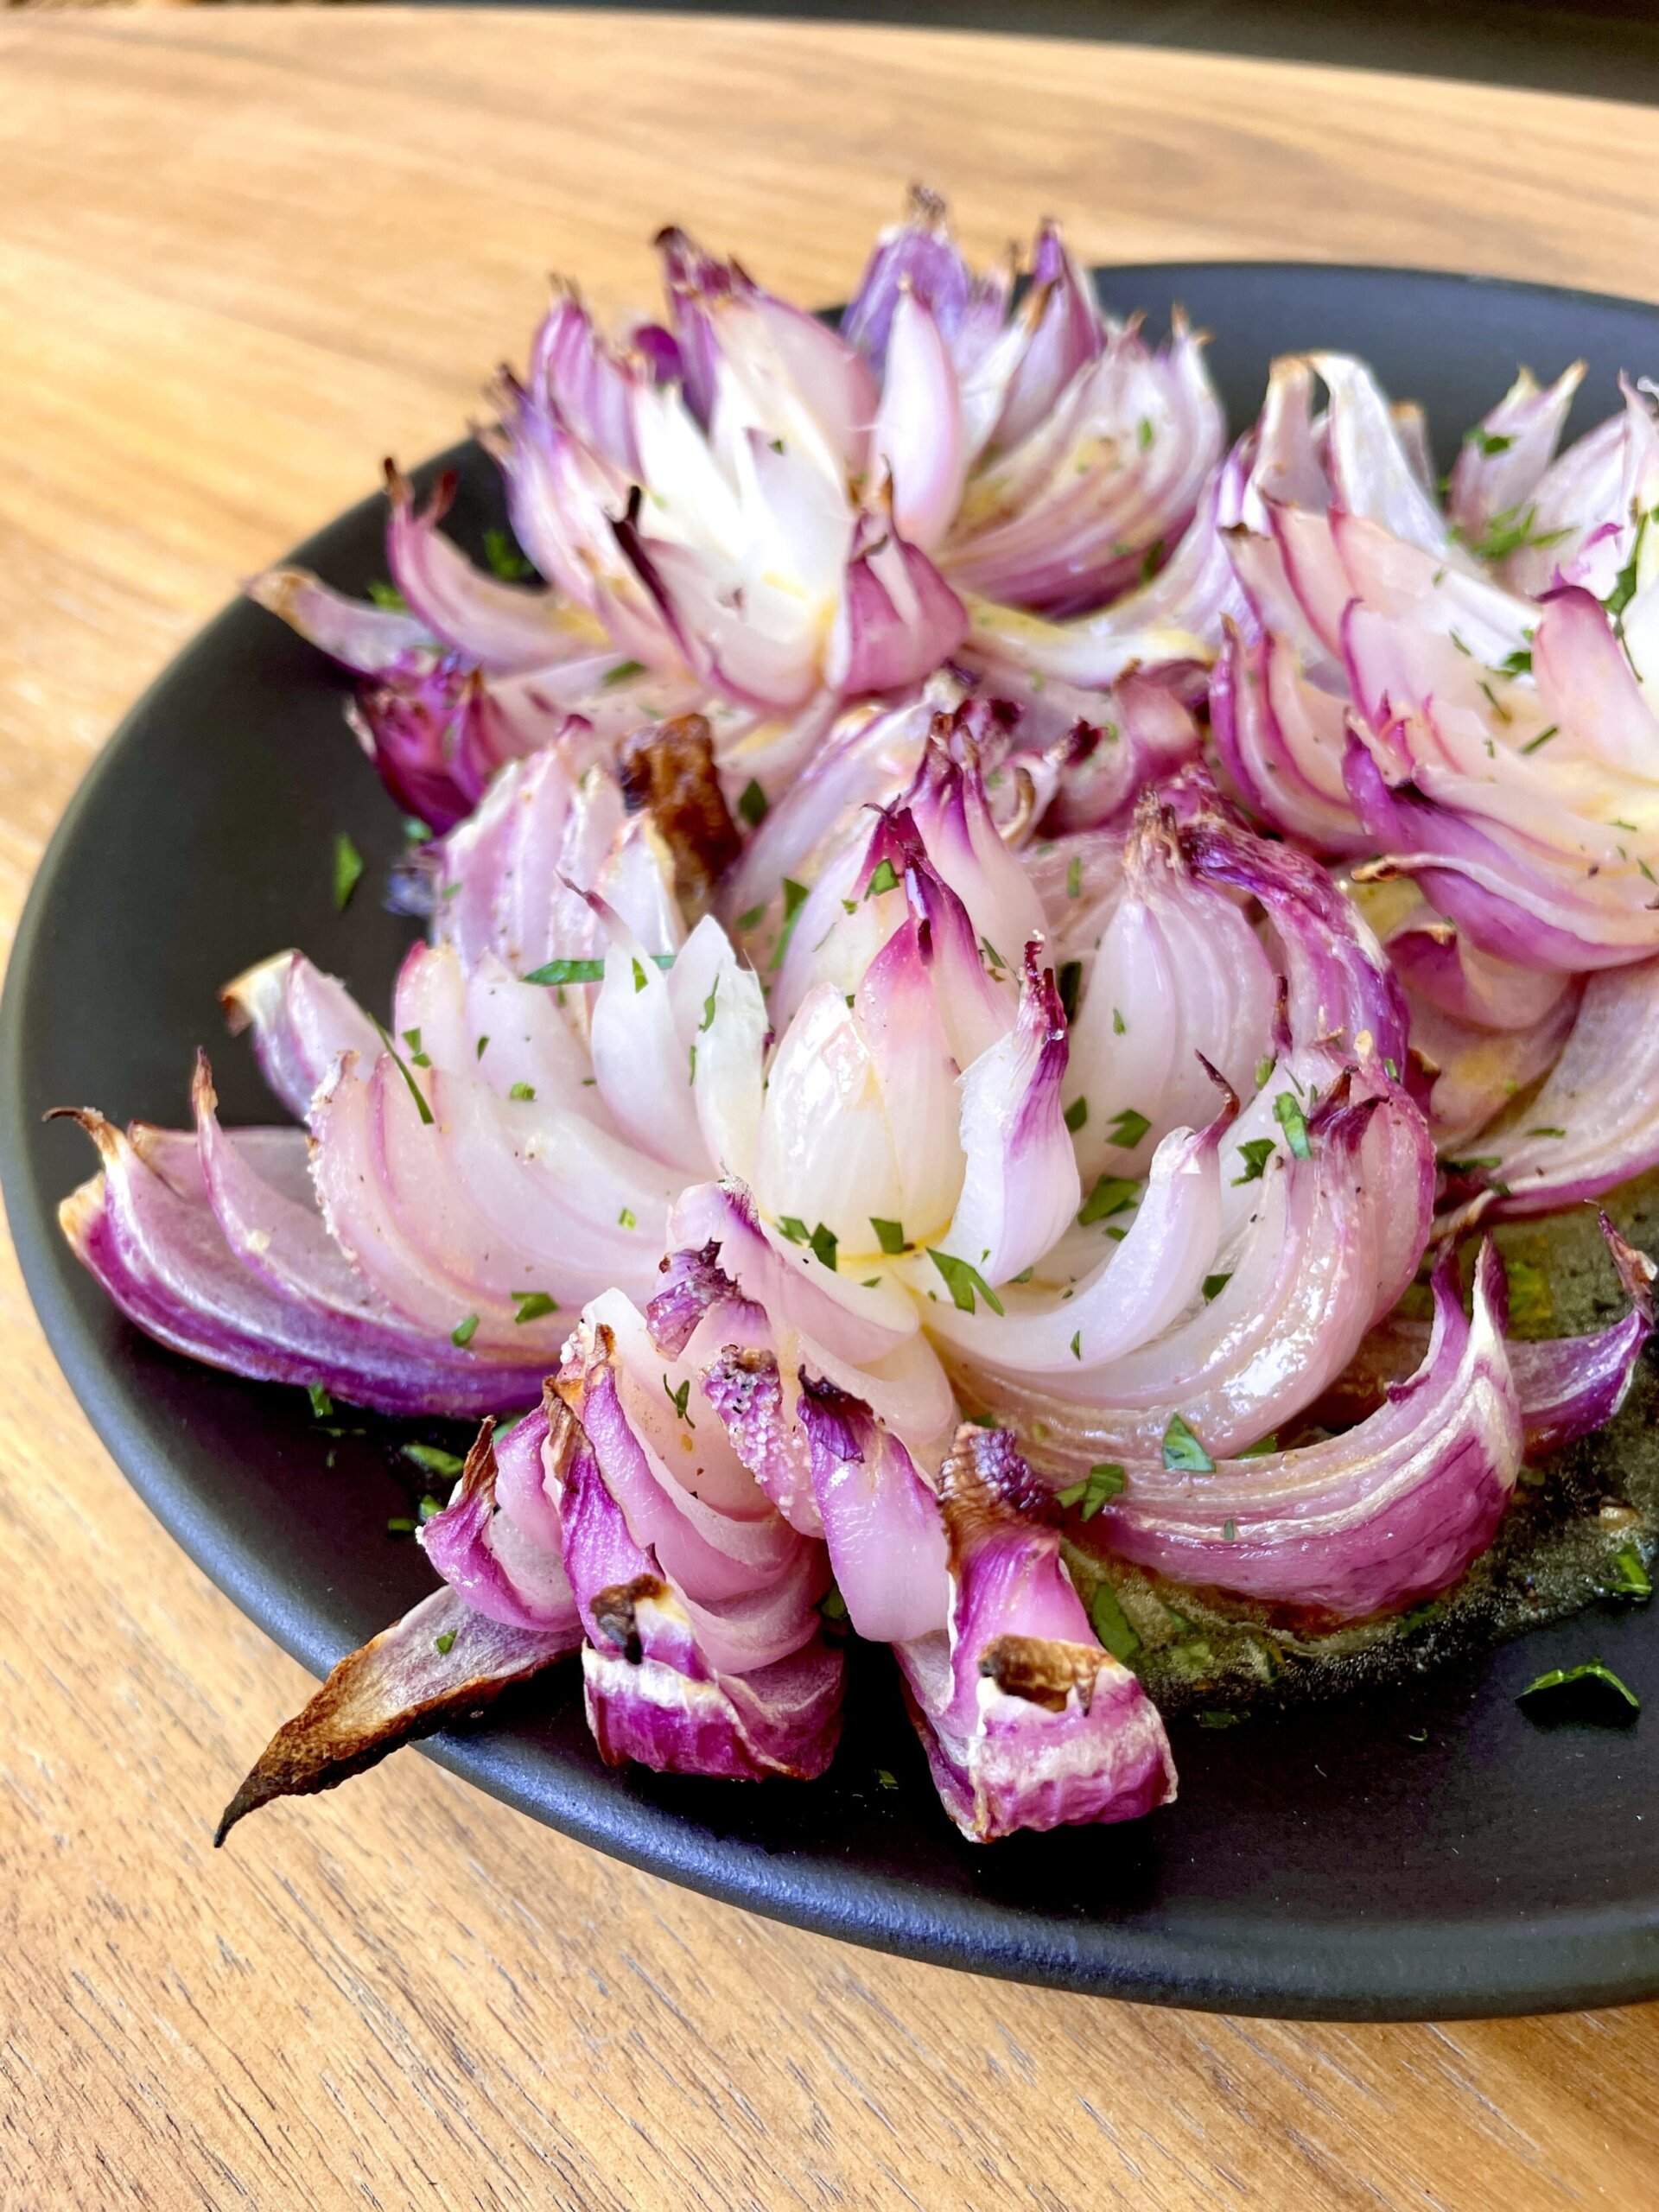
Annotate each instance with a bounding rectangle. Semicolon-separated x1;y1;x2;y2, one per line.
4;10;1659;2204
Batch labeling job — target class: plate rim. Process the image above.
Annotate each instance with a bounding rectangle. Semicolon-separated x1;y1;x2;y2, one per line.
7;258;1659;2022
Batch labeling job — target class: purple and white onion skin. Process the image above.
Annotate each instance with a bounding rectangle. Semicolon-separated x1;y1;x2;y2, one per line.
897;1426;1176;1840
1318;1213;1656;1464
1101;1243;1523;1622
1432;954;1659;1224
550;1299;842;1780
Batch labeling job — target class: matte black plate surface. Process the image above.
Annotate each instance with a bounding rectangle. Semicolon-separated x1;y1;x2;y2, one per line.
5;264;1659;2021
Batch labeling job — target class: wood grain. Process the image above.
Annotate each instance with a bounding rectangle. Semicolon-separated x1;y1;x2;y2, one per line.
3;12;1659;2207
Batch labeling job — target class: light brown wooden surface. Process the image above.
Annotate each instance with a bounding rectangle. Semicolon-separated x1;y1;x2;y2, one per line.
4;11;1659;2207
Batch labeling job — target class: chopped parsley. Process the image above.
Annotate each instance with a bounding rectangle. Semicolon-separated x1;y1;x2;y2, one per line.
1161;1414;1214;1472
1056;1463;1126;1518
734;903;766;931
618;1206;636;1230
631;956;649;994
927;1249;1004;1315
450;1313;480;1348
1064;1095;1089;1135
700;980;719;1031
400;1026;430;1068
1066;855;1082;899
809;1223;839;1273
1254;1054;1275;1090
1202;1272;1232;1302
1088;1580;1141;1662
1466;428;1516;456
403;1441;466;1481
1078;1173;1137;1227
1232;1136;1275;1185
737;778;768;829
522;957;603;986
512;1290;558;1325
366;580;407;611
1520;724;1559;754
434;1629;458;1655
979;934;1009;974
1105;1106;1151;1149
772;878;810;968
870;1217;908;1255
372;1017;434;1126
508;1081;536;1101
1113;1007;1126;1035
1493;645;1533;678
663;1373;694;1426
865;858;899;899
482;526;535;581
601;658;646;687
307;1382;334;1420
1611;1544;1652;1601
1069;1329;1081;1360
777;1216;810;1244
385;1516;416;1536
1136;416;1154;452
1273;1090;1312;1159
1518;1660;1640;1712
1197;1710;1245;1729
333;832;365;911
1455;502;1570;565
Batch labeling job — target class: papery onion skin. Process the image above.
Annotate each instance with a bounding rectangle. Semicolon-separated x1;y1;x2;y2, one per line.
213;1584;576;1846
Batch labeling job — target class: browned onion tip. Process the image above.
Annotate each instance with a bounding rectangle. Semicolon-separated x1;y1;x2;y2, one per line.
618;712;741;912
213;1586;572;1847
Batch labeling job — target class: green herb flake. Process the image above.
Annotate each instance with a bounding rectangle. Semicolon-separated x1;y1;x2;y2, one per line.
1056;1463;1126;1519
632;956;649;994
418;1493;444;1523
1088;1580;1141;1662
618;1206;637;1230
1232;1136;1276;1185
1197;1709;1244;1729
1440;1153;1501;1175
1504;1256;1552;1332
372;1017;434;1126
435;1629;458;1656
522;957;605;987
403;1441;466;1481
1057;959;1082;1023
385;1516;416;1536
663;1372;694;1426
450;1313;480;1348
1467;428;1516;457
1611;1544;1653;1601
1223;1518;1237;1542
474;1033;489;1060
1518;1660;1640;1712
366;579;407;611
772;879;810;969
819;1586;849;1623
1494;646;1533;678
979;933;1009;976
1254;1054;1275;1090
777;1216;810;1245
1520;724;1559;754
1066;855;1083;899
1273;1090;1313;1160
1161;1414;1215;1472
1202;1272;1232;1302
865;858;899;899
700;979;719;1033
1605;510;1652;626
306;1382;334;1420
508;1081;536;1102
874;1768;899;1789
737;778;768;829
482;526;535;581
601;658;646;688
809;1222;839;1273
1113;1007;1126;1035
512;1289;558;1325
1064;1095;1089;1135
333;832;365;912
734;903;766;931
1139;537;1165;585
870;1217;907;1255
1070;1330;1081;1361
1078;1173;1137;1227
1105;1106;1151;1150
927;1248;1004;1316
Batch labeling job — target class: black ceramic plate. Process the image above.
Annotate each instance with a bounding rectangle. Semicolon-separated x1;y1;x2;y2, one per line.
6;264;1659;2023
